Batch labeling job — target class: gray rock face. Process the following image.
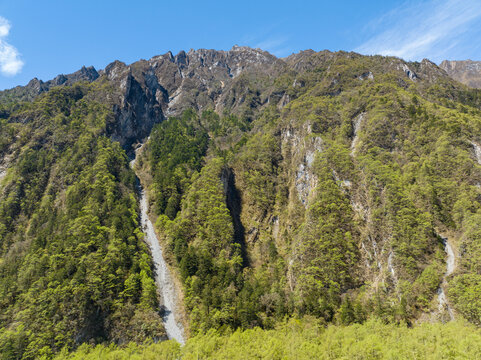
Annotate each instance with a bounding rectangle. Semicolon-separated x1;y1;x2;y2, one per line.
103;61;166;150
440;60;481;88
402;64;418;81
97;46;284;151
144;46;282;116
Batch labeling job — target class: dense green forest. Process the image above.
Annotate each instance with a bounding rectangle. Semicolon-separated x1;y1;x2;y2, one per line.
3;48;481;358
0;84;164;359
56;318;481;359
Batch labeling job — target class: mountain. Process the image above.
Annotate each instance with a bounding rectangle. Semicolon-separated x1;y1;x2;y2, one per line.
2;47;481;358
440;60;481;88
0;66;99;104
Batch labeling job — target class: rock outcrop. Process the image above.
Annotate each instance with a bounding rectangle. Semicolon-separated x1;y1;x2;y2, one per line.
440;60;481;88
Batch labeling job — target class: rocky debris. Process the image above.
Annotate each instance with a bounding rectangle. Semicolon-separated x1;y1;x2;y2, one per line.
147;46;282;116
278;93;290;109
351;112;365;156
102;60;129;82
295;161;315;206
25;78;49;93
131;146;185;344
435;233;455;321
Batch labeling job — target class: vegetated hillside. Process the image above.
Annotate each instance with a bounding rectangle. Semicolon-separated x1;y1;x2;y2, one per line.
55;318;481;360
138;52;481;333
0;83;165;359
440;60;481;89
2;46;481;358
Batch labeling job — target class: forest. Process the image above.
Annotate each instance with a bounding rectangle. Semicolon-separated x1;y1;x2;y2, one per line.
55;318;481;359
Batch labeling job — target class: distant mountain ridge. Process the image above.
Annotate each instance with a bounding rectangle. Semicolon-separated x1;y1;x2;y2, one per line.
0;66;99;103
0;46;451;150
440;60;481;88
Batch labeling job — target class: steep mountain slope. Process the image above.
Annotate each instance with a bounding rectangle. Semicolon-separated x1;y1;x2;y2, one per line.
139;51;481;331
440;60;481;88
2;47;481;358
0;84;165;359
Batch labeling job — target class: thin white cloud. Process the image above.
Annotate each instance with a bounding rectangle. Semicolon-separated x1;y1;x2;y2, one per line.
240;23;291;57
253;36;290;57
0;16;23;76
355;0;481;62
255;37;287;51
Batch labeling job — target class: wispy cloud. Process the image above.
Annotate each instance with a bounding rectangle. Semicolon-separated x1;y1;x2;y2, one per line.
254;36;290;56
239;27;290;57
355;0;481;62
0;16;23;76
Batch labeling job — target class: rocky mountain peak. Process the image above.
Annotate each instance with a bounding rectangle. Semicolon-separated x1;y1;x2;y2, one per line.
102;60;129;81
175;50;189;67
50;65;99;86
440;60;481;88
26;77;48;93
1;48;466;154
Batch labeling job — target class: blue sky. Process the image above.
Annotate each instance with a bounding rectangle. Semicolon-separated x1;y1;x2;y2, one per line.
1;0;481;90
